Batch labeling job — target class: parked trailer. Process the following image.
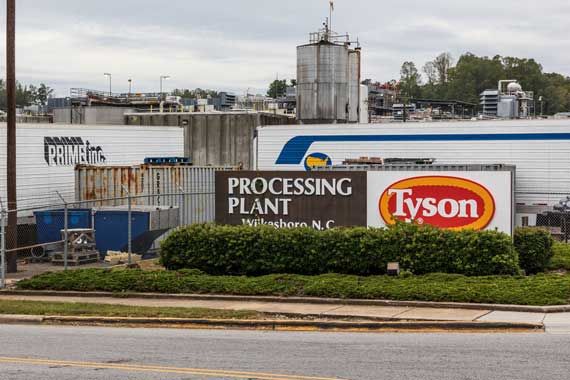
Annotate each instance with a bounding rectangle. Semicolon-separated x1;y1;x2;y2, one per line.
255;120;570;209
0;124;184;210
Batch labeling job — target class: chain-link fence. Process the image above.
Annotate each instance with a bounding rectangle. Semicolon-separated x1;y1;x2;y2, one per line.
536;212;570;243
0;189;215;287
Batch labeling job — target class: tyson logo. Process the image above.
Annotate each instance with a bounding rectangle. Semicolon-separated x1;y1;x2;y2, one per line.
379;176;495;231
304;153;332;171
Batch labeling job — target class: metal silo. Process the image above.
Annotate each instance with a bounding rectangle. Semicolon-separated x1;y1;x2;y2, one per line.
347;48;361;122
296;23;361;124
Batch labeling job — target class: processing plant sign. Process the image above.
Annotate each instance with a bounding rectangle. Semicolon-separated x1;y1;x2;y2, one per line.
368;171;512;234
215;171;367;230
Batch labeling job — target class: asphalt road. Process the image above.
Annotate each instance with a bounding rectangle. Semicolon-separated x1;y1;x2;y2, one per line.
1;325;570;380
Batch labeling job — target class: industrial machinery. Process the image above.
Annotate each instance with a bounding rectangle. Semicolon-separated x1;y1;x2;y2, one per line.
480;80;534;118
51;228;99;266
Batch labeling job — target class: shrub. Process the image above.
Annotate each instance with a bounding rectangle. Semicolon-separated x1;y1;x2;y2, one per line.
160;223;520;276
17;269;570;306
548;242;570;271
514;227;554;274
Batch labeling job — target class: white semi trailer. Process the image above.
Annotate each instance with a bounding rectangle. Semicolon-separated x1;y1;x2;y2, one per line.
0;123;184;210
254;119;570;225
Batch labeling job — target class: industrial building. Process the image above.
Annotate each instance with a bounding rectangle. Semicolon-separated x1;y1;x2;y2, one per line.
408;99;477;121
50;88;238;124
365;81;397;118
364;80;478;122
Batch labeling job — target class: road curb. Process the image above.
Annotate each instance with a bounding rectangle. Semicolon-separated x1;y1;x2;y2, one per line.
2;289;569;313
15;315;540;332
0;314;44;325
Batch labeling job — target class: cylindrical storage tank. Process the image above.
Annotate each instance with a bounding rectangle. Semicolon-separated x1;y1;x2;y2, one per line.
347;48;361;123
297;42;350;123
296;45;316;122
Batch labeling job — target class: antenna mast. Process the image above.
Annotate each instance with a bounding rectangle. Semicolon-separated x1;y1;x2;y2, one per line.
329;0;334;37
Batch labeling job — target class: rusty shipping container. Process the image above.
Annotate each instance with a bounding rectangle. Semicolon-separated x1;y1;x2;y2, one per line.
75;165;237;224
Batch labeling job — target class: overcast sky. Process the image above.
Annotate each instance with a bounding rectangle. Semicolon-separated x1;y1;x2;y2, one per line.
0;0;568;97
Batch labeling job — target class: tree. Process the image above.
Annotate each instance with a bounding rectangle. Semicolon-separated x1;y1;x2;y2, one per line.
290;79;297;87
390;52;570;114
423;62;437;85
502;57;544;93
400;62;422;99
433;52;453;84
35;83;54;106
171;88;220;99
267;79;288;99
172;89;192;98
421;62;440;99
446;53;504;103
14;82;35;107
541;73;570;115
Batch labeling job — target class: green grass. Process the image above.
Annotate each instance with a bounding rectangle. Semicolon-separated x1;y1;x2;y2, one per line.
548;242;570;271
16;268;570;306
0;299;261;319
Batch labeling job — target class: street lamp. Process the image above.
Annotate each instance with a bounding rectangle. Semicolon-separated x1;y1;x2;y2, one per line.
128;78;132;96
160;75;170;97
104;73;112;96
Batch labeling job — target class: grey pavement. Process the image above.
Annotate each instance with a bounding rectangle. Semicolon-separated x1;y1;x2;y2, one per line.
1;325;570;380
543;313;570;333
4;293;570;330
0;294;492;321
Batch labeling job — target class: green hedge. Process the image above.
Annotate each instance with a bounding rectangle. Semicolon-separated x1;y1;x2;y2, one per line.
17;269;570;306
548;242;570;271
514;227;554;274
160;223;520;276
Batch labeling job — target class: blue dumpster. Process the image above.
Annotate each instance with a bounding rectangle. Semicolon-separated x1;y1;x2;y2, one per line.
94;210;149;256
93;206;179;257
34;209;92;244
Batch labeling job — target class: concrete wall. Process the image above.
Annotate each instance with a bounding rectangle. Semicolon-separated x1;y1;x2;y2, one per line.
54;107;134;125
125;112;296;169
0;115;52;123
53;108;75;124
183;113;257;169
85;107;134;125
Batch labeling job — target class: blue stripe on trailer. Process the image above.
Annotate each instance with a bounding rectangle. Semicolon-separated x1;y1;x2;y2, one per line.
275;133;570;165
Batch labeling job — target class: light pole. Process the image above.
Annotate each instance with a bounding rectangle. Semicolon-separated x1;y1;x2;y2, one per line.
160;75;170;97
128;78;132;96
104;73;112;96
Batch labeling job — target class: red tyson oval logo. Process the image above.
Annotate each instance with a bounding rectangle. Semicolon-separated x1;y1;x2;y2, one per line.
379;176;496;231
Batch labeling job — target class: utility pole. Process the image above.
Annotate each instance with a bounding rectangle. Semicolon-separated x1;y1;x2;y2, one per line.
104;73;112;96
160;75;170;97
6;0;17;273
